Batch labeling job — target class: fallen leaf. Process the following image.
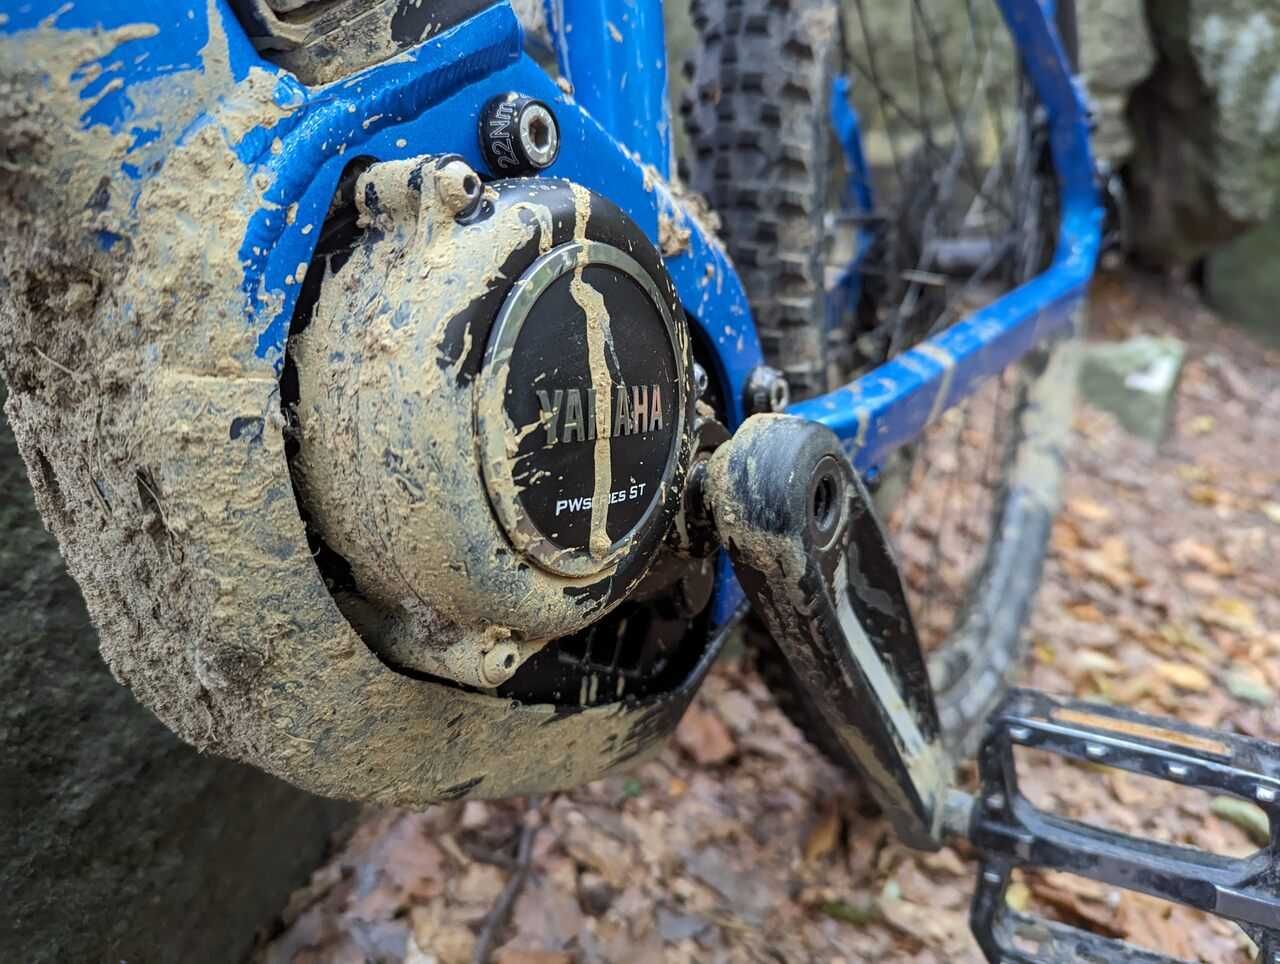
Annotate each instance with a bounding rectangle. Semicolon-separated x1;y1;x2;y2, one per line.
1186;483;1223;506
1076;651;1124;675
1154;661;1212;692
819;899;876;926
494;952;572;964
1082;537;1132;589
1176;463;1213;484
1200;596;1261;635
1172;538;1233;576
1005;880;1031;912
804;801;842;863
1067;497;1113;523
1181;570;1222;596
674;704;736;765
1188;414;1216;436
1066;602;1106;623
1211;796;1271;847
1108;770;1146;807
1225;669;1274;707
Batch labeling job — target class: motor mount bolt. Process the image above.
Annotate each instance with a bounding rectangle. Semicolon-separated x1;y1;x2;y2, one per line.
479;93;561;176
745;366;790;415
480;640;522;687
434;156;484;221
692;362;709;398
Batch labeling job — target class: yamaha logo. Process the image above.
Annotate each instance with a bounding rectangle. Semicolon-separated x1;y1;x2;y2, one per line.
535;384;666;445
476;233;689;578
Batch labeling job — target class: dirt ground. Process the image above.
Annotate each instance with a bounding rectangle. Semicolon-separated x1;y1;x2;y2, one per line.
260;273;1280;963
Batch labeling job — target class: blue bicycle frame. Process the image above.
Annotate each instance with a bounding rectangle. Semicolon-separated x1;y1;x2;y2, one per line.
0;0;1101;623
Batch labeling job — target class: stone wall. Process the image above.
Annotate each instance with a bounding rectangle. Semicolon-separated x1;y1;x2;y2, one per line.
0;389;355;963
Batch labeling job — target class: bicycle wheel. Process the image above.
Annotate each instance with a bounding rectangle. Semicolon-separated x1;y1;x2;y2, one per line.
678;0;1080;762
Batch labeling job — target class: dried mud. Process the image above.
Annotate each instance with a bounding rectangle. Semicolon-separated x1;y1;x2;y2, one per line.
0;10;699;805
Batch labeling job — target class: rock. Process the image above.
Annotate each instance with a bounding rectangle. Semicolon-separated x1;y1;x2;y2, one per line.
1079;336;1187;444
1204;212;1280;345
1077;0;1157;163
684;848;774;924
656;906;712;943
0;395;356;964
1128;1;1280;269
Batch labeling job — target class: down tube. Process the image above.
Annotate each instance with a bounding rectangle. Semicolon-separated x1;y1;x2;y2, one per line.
786;0;1102;472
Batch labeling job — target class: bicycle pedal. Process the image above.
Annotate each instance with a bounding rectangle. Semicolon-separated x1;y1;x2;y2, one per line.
966;688;1280;963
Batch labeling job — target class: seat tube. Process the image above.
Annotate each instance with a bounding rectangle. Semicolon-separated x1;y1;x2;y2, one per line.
543;0;671;177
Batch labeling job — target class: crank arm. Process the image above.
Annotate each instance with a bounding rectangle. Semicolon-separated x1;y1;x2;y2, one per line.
704;414;948;849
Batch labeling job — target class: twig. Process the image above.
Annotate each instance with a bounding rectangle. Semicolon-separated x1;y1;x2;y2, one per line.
472;797;541;964
32;346;79;380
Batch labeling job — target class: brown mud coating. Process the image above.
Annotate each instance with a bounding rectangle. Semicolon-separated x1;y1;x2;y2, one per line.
0;9;704;805
292;164;621;689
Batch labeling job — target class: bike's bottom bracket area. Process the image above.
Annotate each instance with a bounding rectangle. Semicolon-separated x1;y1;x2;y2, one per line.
966;689;1280;963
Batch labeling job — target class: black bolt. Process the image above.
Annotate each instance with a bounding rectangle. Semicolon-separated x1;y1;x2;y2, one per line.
479;94;561;176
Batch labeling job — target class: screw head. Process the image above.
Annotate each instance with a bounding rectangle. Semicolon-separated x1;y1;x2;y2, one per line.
480;640;521;687
518;102;559;169
434;157;484;220
745;366;789;415
479;94;561;175
692;362;709;398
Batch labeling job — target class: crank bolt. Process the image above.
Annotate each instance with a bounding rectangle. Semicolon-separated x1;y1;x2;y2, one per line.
479;94;561;176
745;366;790;415
808;457;846;548
434;157;484;221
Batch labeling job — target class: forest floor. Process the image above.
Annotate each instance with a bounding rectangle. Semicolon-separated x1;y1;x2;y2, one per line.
261;273;1280;963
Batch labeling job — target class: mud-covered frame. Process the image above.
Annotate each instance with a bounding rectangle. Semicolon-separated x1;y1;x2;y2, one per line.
1;0;1099;625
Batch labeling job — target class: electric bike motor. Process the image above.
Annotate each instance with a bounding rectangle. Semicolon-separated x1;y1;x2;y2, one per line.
99;153;707;805
288;158;698;695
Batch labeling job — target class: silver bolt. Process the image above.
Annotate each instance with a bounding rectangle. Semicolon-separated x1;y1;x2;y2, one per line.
1167;763;1189;779
1085;743;1108;760
435;158;483;220
518;102;559;169
746;366;790;414
985;793;1005;812
1008;726;1031;743
1258;786;1277;804
692;362;709;398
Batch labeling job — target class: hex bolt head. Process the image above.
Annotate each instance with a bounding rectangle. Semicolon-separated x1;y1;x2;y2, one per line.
745;366;790;415
692;362;709;398
479;94;561;176
434;157;484;220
